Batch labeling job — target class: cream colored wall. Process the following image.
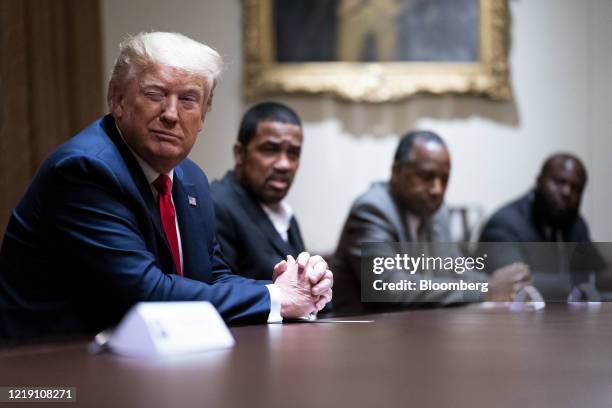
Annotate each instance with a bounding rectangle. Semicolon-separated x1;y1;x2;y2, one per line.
102;0;612;253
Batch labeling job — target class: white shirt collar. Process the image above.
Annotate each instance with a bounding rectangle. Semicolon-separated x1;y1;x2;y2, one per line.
132;152;174;185
261;201;294;242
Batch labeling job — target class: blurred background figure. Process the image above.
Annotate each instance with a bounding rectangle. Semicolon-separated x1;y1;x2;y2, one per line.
333;130;530;314
481;153;590;243
480;153;608;299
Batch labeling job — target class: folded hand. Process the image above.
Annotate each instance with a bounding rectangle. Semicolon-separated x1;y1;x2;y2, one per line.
273;252;334;318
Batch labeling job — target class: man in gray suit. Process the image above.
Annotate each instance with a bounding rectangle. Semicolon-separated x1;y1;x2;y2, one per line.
333;131;530;314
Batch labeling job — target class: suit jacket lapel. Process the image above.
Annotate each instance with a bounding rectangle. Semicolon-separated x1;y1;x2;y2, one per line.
287;217;305;253
172;166;208;280
378;183;409;242
228;173;293;257
102;115;174;272
248;200;294;257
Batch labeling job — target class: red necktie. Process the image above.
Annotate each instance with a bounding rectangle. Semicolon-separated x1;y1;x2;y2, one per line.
153;175;182;276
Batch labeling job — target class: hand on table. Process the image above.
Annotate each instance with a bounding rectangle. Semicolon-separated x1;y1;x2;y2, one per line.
272;252;333;318
486;262;532;301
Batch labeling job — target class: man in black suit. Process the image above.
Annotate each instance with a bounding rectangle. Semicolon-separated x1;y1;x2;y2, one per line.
481;153;591;243
480;153;606;298
211;102;306;281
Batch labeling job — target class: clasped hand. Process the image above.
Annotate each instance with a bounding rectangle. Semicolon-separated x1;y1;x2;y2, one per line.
272;252;333;318
486;262;532;301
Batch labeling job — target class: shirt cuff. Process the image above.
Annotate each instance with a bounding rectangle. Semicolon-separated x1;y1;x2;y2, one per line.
265;284;283;323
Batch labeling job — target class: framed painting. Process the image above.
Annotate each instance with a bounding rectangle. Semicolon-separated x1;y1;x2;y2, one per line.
243;0;511;102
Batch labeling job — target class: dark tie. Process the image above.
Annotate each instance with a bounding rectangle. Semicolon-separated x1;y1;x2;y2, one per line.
153;175;182;276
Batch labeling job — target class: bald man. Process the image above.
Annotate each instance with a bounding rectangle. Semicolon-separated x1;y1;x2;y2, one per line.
479;153;607;299
332;131;530;314
480;153;590;243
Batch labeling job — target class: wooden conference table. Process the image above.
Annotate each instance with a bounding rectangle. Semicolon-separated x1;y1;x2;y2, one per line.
1;303;611;408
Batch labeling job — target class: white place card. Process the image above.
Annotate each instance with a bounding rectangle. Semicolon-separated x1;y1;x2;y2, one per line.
510;285;546;311
101;301;235;358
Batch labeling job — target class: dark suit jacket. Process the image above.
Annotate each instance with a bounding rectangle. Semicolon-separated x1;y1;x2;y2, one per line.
210;171;305;281
0;116;271;341
479;191;602;298
480;191;591;242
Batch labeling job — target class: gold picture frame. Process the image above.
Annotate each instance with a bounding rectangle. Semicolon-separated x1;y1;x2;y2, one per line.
243;0;511;102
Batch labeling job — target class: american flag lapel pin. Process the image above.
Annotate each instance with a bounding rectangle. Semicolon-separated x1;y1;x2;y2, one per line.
188;195;197;207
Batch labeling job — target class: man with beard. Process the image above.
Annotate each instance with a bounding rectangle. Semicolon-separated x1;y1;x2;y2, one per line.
481;154;590;243
332;131;530;314
211;102;306;281
480;153;605;298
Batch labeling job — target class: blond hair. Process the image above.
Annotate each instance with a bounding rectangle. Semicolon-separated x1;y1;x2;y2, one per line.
107;32;223;108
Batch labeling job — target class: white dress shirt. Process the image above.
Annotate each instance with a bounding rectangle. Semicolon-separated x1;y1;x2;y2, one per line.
261;201;294;242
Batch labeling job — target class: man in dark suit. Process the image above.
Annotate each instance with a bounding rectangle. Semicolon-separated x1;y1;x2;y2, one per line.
333;131;529;314
481;153;591;243
480;153;605;298
0;32;332;341
211;102;305;281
